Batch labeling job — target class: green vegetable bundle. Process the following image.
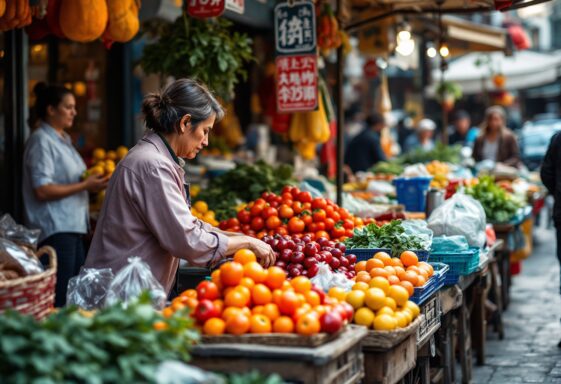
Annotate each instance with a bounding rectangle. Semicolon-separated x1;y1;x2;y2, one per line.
370;161;404;176
345;220;426;256
397;143;462;165
0;293;198;384
465;175;523;223
196;161;295;221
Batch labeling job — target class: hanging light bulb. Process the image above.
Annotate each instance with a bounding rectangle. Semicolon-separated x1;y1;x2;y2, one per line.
427;47;437;58
397;30;411;43
439;44;450;57
396;38;415;56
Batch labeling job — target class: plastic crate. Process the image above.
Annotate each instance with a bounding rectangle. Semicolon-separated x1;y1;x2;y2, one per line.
417;293;441;345
410;263;449;305
429;247;480;286
393;177;433;212
346;249;429;262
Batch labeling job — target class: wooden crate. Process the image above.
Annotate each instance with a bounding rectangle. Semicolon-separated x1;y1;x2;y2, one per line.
201;327;341;347
361;316;422;351
417;293;441;347
362;332;417;384
190;326;368;384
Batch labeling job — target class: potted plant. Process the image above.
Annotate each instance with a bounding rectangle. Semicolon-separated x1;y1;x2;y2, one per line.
436;81;462;112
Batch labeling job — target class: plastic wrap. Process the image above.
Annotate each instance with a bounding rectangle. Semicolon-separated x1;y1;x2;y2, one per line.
0;238;44;279
402;220;433;250
0;214;41;250
66;267;114;309
431;236;470;253
310;262;354;292
427;193;487;248
105;257;167;309
155;361;225;384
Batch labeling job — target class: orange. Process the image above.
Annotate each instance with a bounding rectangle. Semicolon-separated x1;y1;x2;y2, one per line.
234;286;251;303
171;300;185;312
399;281;415;297
374;252;392;266
222;307;243;321
162;307;174;318
376;307;395;316
304;291;321;306
224;290;248;308
225;313;250;335
356;272;371;284
373;314;397;331
292;307;311;322
354;307;375;327
383;297;397;311
278;291;300;316
296;313;321;335
250;314;272;334
180;289;197;299
252;284;273;305
153;321;168;331
395;266;406;279
404;301;421;318
370;267;390;279
355;260;367;272
394;312;408;328
407;266;421;275
262;303;280;321
241;307;252;318
346;290;366;310
364;288;386;311
240;277;256;290
352;282;370;292
243;261;267;284
291;276;312;293
265;266;286;290
282;281;292;290
273;316;295;333
384;266;397;276
369;276;390;294
233;249;257;265
296;293;306;306
213;299;224;315
399;308;413;325
328;287;347;302
387;275;400;285
418;268;429;281
220;262;244;287
416;275;427;287
366;258;384;271
252;305;264;315
388;285;409;306
400;251;418;267
401;271;419;287
313;305;327;317
418;262;434;277
389;257;404;267
185;297;198;310
272;289;284;306
203;318;226;335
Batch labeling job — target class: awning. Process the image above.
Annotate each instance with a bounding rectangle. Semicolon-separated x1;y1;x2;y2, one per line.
429;50;561;95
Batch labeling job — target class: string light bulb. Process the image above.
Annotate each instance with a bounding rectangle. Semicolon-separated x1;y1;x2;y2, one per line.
427;47;437;58
439;44;450;57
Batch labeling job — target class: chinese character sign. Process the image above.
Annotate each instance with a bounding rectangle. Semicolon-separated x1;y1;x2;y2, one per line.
276;55;318;112
188;0;225;18
274;1;316;55
226;0;244;14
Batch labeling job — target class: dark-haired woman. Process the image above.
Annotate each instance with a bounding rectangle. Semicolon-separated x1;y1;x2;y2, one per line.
23;83;108;307
85;79;275;295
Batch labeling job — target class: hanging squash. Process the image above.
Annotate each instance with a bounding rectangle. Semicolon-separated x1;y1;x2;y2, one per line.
0;0;6;18
103;0;140;43
59;0;108;43
0;0;32;32
46;0;65;38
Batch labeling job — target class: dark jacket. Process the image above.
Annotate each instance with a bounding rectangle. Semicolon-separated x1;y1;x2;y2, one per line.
344;129;386;173
472;130;521;167
540;132;561;226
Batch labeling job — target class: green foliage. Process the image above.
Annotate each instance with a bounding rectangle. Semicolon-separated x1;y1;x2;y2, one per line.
141;15;254;100
397;142;462;165
196;161;295;221
345;220;426;256
465;175;523;223
436;81;463;102
0;293;199;383
370;161;404;176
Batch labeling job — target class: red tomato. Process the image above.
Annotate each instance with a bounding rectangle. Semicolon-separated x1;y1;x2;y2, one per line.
279;204;294;219
229;225;241;233
251;217;265;231
282;186;293;195
328;210;340;222
261;191;273;201
193;300;220;324
241;224;251;233
302;202;312;211
311;198;327;210
345;229;354;237
262;207;279;219
281;192;293;202
250;204;264;217
197;281;220;301
237;210;251;224
339;208;350;220
276;227;288;236
290;187;301;198
308;222;318;233
266;216;282;230
297;191;312;203
343;219;354;230
254;198;267;206
325;218;335;231
312;209;327;222
301;213;313;226
316;222;326;231
227;218;240;228
331;226;345;239
288;217;305;234
292;201;304;214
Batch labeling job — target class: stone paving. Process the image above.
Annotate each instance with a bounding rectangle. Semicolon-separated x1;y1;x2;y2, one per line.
472;224;561;384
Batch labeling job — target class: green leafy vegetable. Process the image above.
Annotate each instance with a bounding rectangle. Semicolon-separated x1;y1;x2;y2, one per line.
397;143;462;165
465;175;523;223
370;161;404;176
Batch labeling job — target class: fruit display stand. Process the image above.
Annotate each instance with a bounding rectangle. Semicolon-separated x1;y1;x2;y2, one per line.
190;325;368;384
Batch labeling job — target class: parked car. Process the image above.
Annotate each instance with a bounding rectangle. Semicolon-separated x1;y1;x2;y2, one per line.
518;119;561;170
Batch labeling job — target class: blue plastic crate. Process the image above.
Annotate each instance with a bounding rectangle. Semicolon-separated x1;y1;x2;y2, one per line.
410;263;449;305
393;177;433;212
345;248;391;262
430;248;480;286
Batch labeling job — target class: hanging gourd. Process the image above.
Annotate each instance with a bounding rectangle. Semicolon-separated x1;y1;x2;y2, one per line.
59;0;108;43
103;0;140;44
46;0;65;38
0;0;32;32
0;0;6;18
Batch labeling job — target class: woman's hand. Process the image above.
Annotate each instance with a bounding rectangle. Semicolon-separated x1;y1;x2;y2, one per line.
84;174;109;193
246;237;276;268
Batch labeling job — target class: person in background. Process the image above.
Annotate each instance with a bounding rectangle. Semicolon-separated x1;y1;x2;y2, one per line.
403;118;436;153
540;131;561;348
397;116;414;151
344;113;387;173
472;106;521;167
449;110;479;147
22;83;108;307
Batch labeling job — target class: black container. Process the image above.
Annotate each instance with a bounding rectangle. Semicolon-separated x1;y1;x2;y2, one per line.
176;267;210;293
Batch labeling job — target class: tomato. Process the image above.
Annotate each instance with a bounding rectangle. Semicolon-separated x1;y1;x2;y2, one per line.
250;204;263;217
262;207;279;219
237;209;251;224
288;217;305;234
279;204;294;219
297;191;312;203
241;224;251;233
290;187;301;198
269;201;279;208
296;313;321;335
257;231;267;239
331;226;345;239
343;219;354;230
315;231;330;240
325;218;335;231
300;213;313;226
246;230;257;237
261;191;273;201
197;281;220;301
308;222;318;233
193;300;220;324
302;202;312;211
311;198;327;210
254;198;267;206
328;210;340;222
276;227;288;236
345;229;354;237
316;222;326;231
266;216;282;230
219;221;228;230
312;209;327;222
282;186;293;195
339;208;350;220
251;216;265;231
281;192;293;202
292;201;304;214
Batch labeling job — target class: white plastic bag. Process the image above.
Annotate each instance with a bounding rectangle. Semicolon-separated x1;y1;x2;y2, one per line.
66;267;114;309
155;361;224;384
427;193;487;248
105;257;167;309
401;220;433;250
310;262;353;292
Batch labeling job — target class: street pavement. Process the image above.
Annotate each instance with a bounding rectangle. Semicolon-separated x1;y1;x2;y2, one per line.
472;222;561;384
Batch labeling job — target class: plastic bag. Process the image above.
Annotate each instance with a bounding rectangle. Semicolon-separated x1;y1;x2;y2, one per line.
401;220;433;250
401;164;431;178
155;361;225;384
0;214;41;250
431;236;470;253
427;193;486;248
0;238;44;279
66;267;114;309
310;262;353;292
105;257;167;309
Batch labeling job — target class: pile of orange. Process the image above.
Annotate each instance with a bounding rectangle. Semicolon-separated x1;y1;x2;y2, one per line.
164;249;352;336
332;250;428;331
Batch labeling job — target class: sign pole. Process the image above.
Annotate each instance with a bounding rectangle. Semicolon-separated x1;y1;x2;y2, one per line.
335;0;344;206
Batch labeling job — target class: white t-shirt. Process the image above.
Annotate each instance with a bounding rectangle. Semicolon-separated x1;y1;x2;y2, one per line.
482;139;499;161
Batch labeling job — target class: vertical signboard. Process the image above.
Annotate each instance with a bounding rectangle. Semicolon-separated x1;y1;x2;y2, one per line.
188;0;226;18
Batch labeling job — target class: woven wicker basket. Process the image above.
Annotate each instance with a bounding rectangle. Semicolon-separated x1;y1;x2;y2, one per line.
0;246;57;320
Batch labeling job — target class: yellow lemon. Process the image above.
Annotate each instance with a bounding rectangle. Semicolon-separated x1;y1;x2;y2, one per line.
404;301;420;318
193;201;208;214
345;290;366;310
116;146;129;159
354;307;375;328
364;288;386;311
106;150;117;161
328;287;347;302
352;282;370;292
373;314;397;331
92;148;106;161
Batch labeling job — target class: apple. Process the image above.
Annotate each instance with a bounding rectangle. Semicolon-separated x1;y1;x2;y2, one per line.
295;264;305;272
340;302;355;323
347;254;357;264
275;261;287;269
308;264;319;277
280;249;293;262
289;267;301;277
285;240;296;250
276;239;287;251
302;235;312;243
301;270;309;277
304;257;318;269
295;244;304;253
335;243;346;252
321;251;333;265
320;311;343;333
331;248;342;259
340;256;350;268
330;258;341;269
193;300;220;324
291;251;305;264
312;286;326;304
327;241;336;248
304;243;317;257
